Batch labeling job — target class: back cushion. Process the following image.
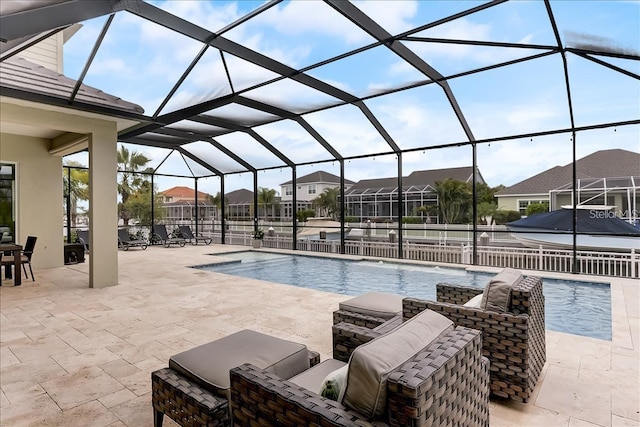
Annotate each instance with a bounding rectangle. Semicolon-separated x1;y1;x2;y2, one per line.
480;268;523;312
341;309;454;419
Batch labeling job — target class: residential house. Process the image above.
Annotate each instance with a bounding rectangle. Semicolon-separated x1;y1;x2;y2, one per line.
225;189;258;220
496;149;640;221
1;29;143;288
344;166;485;222
280;171;355;219
159;186;216;222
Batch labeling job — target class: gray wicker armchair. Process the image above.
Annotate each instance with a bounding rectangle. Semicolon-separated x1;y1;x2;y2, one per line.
404;275;546;403
230;319;490;427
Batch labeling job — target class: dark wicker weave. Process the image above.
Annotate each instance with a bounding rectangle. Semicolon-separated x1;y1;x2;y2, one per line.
152;350;321;427
230;326;490;427
404;276;546;403
333;309;391;329
152;368;229;427
332;316;402;363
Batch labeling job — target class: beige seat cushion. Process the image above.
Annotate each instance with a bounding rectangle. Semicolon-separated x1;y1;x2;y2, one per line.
480;268;523;312
342;309;454;419
339;291;403;320
289;358;346;394
169;329;309;399
464;293;483;308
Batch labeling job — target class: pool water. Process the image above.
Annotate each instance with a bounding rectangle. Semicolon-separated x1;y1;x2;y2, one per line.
197;251;612;341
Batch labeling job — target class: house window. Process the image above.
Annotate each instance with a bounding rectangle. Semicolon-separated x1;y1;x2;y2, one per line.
0;163;16;243
285;186;292;196
518;200;547;215
308;184;316;195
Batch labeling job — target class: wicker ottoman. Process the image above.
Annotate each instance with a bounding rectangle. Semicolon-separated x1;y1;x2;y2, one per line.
151;330;319;427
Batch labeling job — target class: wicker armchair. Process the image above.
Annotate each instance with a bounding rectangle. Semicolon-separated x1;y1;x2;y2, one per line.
230;322;490;427
404;275;546;403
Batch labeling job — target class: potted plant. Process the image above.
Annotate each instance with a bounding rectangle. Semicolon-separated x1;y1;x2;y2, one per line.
252;228;264;248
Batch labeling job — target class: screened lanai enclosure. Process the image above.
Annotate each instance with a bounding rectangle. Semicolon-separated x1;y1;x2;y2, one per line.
1;0;639;276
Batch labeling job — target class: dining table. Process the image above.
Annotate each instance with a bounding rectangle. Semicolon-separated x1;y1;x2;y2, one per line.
0;243;22;286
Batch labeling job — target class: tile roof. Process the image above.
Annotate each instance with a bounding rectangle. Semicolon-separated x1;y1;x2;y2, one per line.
497;149;640;196
348;166;480;191
225;188;254;204
280;170;355;186
0;56;144;113
159;186;211;200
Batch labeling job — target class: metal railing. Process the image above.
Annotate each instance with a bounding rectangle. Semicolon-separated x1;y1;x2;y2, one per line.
227;232;639;279
66;224;638;278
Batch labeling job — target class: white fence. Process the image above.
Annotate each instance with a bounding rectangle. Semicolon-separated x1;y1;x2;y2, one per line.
214;232;639;279
79;221;638;279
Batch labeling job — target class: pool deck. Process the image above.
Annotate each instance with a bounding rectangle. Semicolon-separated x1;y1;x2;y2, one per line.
1;245;638;426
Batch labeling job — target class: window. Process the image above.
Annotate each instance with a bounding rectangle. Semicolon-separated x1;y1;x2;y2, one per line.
308;184;316;195
0;163;16;243
518;199;547;215
285;186;292;196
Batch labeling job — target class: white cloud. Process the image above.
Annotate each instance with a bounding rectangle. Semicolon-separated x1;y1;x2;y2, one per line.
354;0;418;35
90;57;129;74
248;1;371;45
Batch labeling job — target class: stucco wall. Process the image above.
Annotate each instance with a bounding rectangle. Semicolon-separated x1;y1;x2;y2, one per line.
496;196;519;212
0;133;63;269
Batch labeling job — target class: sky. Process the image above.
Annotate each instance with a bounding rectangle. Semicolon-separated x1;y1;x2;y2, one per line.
61;0;640;196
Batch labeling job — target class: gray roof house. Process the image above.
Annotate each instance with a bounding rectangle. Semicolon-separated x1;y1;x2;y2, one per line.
496;149;640;219
279;171;355;219
347;166;484;193
344;166;485;221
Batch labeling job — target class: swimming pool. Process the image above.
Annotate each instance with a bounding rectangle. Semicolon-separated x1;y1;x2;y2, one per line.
196;251;612;340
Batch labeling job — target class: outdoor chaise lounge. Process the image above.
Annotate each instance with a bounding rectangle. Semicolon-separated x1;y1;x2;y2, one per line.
117;229;148;251
152;224;186;248
405;268;546;403
231;308;490;426
178;225;212;245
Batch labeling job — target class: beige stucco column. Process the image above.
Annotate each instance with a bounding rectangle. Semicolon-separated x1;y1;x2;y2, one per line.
88;125;118;288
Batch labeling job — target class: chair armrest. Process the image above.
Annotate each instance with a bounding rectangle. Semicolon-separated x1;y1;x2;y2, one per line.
229;363;371;427
435;283;484;305
388;326;490;427
332;321;383;363
308;350;320;367
332;309;389;329
405;298;531;336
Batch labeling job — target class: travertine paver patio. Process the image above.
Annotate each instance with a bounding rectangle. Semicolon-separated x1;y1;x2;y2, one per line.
1;244;638;426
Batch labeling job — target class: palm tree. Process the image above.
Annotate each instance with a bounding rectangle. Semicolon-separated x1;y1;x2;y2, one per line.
477;201;498;225
434;178;472;224
257;187;279;219
63;160;89;228
117;145;151;225
208;192;228;220
312;187;340;220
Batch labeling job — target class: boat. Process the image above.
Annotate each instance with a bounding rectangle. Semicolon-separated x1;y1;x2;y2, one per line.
507;207;640;251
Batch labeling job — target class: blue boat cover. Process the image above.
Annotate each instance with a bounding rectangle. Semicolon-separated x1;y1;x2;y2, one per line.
508;209;640;235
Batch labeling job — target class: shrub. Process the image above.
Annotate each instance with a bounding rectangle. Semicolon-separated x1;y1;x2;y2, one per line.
526;202;549;216
402;217;423;224
493;210;521;224
296;209;316;222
